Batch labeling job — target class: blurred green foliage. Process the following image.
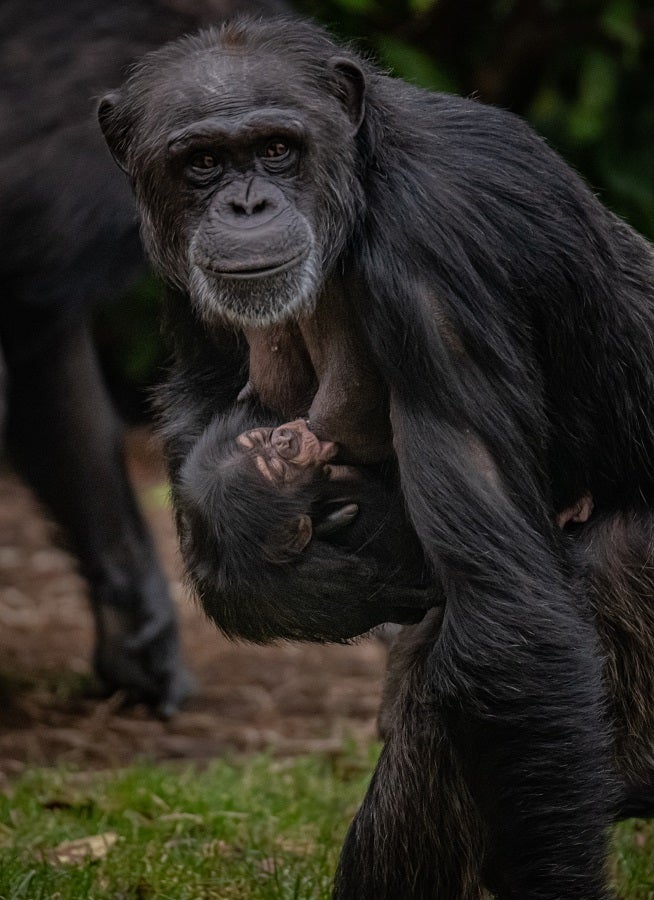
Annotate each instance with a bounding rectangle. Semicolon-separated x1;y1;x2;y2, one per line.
94;275;168;421
100;0;654;399
298;0;654;233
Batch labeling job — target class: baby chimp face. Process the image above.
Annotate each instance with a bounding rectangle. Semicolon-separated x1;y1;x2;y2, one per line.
236;419;337;486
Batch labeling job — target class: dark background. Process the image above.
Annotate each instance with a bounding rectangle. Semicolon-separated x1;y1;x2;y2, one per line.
96;0;654;415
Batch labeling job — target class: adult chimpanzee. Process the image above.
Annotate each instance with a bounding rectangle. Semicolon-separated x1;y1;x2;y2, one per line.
99;16;654;898
0;0;285;715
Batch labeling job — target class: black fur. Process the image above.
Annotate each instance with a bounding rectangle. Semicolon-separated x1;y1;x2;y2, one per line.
98;16;654;897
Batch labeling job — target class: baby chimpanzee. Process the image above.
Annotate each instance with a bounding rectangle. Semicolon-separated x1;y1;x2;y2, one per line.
214;416;593;570
218;417;428;580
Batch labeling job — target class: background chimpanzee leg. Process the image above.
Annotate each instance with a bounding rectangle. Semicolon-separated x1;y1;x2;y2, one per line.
1;0;290;714
0;343;6;447
3;317;191;717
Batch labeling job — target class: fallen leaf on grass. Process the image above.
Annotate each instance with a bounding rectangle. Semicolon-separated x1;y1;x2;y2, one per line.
259;857;277;875
46;832;118;866
635;829;648;849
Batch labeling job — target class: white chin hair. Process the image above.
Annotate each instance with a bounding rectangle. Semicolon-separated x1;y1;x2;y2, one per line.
188;260;319;328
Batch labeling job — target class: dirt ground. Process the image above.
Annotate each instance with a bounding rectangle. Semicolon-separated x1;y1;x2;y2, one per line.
0;429;387;779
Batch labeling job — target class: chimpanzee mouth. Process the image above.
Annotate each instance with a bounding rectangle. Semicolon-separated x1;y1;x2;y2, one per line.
189;245;319;328
201;248;311;281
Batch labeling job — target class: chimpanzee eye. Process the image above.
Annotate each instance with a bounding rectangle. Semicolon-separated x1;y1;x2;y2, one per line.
269;457;286;477
188;151;220;171
262;140;289;160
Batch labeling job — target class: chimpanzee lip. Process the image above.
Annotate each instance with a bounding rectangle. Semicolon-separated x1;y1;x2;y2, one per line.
200;248;310;280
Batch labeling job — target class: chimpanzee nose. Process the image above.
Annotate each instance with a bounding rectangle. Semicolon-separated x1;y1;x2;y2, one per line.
230;196;267;216
272;427;298;458
224;177;279;221
273;428;291;450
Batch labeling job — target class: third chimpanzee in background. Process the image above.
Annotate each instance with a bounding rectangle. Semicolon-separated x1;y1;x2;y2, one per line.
0;0;285;715
100;16;654;899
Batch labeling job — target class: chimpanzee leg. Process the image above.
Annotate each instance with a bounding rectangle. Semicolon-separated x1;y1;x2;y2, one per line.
377;617;443;741
4;318;191;716
574;511;654;822
336;403;616;899
338;566;614;899
338;609;490;900
0;341;6;446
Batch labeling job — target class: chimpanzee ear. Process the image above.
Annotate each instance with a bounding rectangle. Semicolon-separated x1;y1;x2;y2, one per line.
98;91;132;174
264;515;313;563
329;57;366;133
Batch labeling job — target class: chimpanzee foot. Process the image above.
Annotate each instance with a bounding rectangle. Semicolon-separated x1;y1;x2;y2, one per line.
93;601;194;719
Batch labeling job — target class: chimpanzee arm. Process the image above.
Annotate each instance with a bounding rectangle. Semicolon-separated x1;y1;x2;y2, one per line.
337;397;613;897
171;402;433;643
154;289;249;477
396;399;608;891
337;274;614;897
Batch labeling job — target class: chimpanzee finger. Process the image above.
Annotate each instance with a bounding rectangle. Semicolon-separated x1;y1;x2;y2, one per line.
314;503;359;535
323;464;361;482
369;582;439;614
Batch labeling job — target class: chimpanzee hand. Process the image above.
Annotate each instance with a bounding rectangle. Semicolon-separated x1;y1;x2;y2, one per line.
314;502;359;536
309;461;436;614
312;463;362;537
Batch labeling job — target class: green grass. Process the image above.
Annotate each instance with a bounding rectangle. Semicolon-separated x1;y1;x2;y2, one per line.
0;747;376;900
614;819;654;899
1;747;654;899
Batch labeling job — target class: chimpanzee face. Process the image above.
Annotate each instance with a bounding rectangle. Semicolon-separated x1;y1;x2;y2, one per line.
98;26;365;328
236;419;337;486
